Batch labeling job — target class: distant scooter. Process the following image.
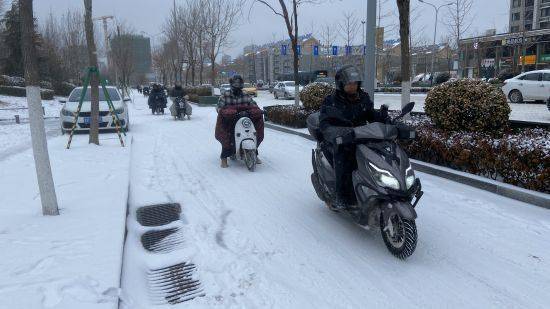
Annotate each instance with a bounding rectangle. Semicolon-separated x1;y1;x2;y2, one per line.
307;102;423;259
172;97;191;120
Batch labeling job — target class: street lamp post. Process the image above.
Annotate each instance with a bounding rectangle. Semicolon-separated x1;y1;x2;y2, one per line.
418;0;453;85
365;0;376;96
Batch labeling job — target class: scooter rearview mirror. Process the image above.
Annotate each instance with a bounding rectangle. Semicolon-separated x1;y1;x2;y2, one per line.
400;102;415;117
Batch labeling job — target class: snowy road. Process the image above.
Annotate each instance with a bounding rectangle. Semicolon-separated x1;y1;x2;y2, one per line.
121;94;550;308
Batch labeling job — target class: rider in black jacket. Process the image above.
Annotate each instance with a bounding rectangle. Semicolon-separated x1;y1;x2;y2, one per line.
319;65;388;209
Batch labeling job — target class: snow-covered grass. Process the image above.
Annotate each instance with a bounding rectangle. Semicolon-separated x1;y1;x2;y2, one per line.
0;119;61;160
119;94;550;308
0;133;131;308
0;94;65;120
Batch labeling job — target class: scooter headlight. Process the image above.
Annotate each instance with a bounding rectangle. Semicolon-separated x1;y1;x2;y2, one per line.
242;119;252;129
406;165;416;189
368;163;400;190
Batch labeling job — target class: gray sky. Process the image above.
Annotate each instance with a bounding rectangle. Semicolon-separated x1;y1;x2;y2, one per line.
20;0;509;57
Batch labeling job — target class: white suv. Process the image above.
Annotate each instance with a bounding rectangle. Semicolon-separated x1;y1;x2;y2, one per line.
60;86;130;133
502;70;550;103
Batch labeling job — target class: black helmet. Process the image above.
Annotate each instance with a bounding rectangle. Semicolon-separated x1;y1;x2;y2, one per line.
229;75;244;91
335;65;362;91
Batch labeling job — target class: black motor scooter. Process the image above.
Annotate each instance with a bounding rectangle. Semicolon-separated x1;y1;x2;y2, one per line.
307;102;423;259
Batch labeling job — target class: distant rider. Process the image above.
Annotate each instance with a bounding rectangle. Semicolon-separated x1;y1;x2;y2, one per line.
148;83;167;112
169;83;190;118
215;74;264;168
319;65;389;209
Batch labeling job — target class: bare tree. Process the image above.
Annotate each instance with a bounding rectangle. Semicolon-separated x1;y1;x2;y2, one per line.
338;12;359;48
444;0;473;76
444;0;473;49
253;0;320;106
20;0;59;216
203;0;242;85
397;0;411;111
84;0;99;144
110;22;136;97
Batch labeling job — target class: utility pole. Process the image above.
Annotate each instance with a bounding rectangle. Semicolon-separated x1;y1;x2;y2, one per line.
365;0;376;96
20;0;59;216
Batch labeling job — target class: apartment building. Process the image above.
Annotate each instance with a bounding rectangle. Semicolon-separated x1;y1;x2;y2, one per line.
510;0;550;32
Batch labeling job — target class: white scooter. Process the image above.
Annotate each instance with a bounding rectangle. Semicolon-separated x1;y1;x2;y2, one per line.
233;111;258;172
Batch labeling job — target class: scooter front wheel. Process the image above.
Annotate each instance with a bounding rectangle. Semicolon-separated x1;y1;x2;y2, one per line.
244;149;257;172
380;213;417;259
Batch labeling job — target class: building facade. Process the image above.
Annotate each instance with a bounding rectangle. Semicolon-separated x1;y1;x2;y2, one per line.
509;0;550;32
459;28;550;78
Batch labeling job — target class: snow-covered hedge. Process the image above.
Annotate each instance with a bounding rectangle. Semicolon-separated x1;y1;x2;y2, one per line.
0;75;26;87
264;105;315;128
0;86;55;100
299;82;334;111
375;87;431;93
401;118;549;193
53;81;76;97
425;79;510;135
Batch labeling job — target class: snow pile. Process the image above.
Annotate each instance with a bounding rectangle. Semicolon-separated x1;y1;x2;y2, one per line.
0;133;131;308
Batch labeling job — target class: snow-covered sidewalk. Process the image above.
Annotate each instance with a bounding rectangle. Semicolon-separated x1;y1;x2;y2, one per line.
0;133;131;308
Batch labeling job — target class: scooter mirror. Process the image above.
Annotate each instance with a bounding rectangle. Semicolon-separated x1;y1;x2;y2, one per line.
400;102;415;117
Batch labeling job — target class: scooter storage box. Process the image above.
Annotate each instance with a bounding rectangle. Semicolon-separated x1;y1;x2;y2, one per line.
307;112;322;141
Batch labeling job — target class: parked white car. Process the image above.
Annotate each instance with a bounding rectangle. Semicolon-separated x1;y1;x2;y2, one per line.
220;83;231;93
273;81;303;100
502;70;550;103
60;86;130;133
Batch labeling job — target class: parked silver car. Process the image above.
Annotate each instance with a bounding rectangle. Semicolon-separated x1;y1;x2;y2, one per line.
59;86;130;134
273;81;303;100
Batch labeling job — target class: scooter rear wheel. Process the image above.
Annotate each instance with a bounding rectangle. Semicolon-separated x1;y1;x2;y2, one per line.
380;214;417;259
244;149;257;172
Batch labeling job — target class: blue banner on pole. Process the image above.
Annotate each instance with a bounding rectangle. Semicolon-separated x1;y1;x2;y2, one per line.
297;45;301;55
332;45;338;56
313;45;319;56
363;45;366;55
281;45;287;56
345;45;352;55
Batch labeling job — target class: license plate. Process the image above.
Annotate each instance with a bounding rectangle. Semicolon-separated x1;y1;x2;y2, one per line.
83;117;91;124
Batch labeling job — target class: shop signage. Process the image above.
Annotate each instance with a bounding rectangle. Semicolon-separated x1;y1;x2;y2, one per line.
519;55;537;65
540;54;550;62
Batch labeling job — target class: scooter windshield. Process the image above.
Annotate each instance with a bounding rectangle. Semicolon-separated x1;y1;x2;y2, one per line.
354;123;398;141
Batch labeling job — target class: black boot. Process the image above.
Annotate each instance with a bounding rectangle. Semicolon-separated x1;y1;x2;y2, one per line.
329;195;347;211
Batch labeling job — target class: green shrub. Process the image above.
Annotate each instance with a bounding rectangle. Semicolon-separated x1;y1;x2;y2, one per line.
264;105;314;128
435;72;450;84
402;122;549;193
53;82;76;96
0;86;54;100
187;94;199;103
183;86;213;96
299;82;334;111
424;79;510;135
497;69;515;82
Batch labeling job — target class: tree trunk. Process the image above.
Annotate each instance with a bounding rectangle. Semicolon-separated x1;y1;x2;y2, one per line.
84;0;99;145
397;0;411;113
20;0;60;216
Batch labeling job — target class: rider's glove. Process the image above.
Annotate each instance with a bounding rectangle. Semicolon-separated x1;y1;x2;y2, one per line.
335;129;355;145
